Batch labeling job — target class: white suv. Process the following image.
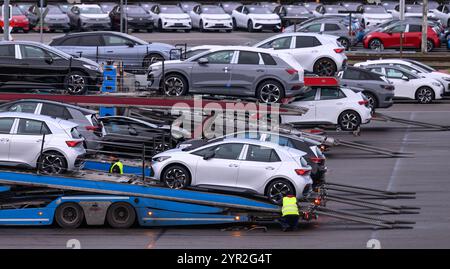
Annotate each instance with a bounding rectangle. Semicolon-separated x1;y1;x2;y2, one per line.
253;33;347;76
232;5;281;32
0;112;86;174
151;138;313;204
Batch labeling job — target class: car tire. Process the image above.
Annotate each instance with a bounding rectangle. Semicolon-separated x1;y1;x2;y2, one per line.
38;151;67;175
143;53;164;68
415;87;435;104
337;37;350;50
158;20;164;32
199;20;205;32
23;29;29;33
64;71;88;95
106;202;136;229
369;38;383;50
232;18;237;30
247;20;254;32
226;29;232;33
363;92;378;110
426;39;434;52
313;58;337;76
161;165;191;189
256;80;285;103
266;179;295;205
163;73;188;96
338;110;361;131
55;203;84;229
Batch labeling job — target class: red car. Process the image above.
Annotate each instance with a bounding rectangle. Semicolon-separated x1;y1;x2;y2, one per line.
0;7;29;33
363;22;440;52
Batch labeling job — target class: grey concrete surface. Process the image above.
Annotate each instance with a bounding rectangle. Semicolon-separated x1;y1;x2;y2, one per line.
0;103;449;249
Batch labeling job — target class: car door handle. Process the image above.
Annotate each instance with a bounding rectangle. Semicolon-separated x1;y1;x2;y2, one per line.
36;139;43;143
0;138;9;142
106;51;114;53
265;166;275;170
256;69;264;72
228;164;239;168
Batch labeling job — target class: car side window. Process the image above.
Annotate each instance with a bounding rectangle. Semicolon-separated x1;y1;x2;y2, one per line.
103;35;133;46
297;88;317;101
342;69;361;80
385;68;404;79
41;104;72;120
8;102;38;113
324;23;340;31
237;51;260;65
60;37;80;46
320;88;345;100
20;45;47;59
0;45;15;59
78;35;103;46
0;118;15;134
246;145;280;162
303;23;321;32
389;24;406;33
17;119;51;135
103;119;130;135
260;53;277;65
295;36;321;48
259;36;292;50
201;50;234;64
408;25;422;32
369;67;384;75
192;143;244;160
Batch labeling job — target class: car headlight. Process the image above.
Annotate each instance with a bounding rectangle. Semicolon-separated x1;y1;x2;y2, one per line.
152;156;171;162
127;17;134;21
432;81;442;87
83;64;100;71
177;144;191;149
441;77;450;82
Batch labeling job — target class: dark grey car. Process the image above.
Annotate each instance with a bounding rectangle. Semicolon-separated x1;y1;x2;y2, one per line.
27;5;70;32
295;20;357;49
0;99;104;152
274;5;314;27
147;47;305;103
338;66;395;109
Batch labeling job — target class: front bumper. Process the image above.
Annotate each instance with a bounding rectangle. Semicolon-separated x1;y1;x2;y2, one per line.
81;21;111;30
46;22;70;30
127;20;154;30
203;20;233;30
162;20;192;30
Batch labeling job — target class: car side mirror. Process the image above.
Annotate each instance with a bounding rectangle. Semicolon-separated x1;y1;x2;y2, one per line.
401;75;409;81
126;41;135;47
198;57;209;64
44;54;53;64
203;151;215;160
129;127;138;136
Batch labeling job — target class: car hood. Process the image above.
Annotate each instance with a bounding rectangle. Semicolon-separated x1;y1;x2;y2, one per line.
80;14;109;19
127;14;152;19
147;42;176;52
72;56;101;67
248;14;280;20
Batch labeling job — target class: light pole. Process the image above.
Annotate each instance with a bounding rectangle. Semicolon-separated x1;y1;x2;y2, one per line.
3;0;10;41
421;0;428;53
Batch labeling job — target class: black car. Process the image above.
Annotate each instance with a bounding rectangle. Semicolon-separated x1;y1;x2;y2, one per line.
99;116;176;159
274;5;314;27
178;131;327;185
26;4;70;33
0;41;103;95
109;4;154;32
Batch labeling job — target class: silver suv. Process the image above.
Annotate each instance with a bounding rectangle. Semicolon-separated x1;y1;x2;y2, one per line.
147;46;305;103
0;112;86;174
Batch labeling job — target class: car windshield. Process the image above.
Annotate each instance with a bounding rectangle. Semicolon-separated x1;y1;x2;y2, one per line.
80;6;103;14
325;6;346;14
46;6;63;14
185;49;209;59
248;6;272;14
59;5;71;12
125;6;146;14
286;6;310;15
406;6;422;13
160;6;183;14
202;6;225;14
364;6;387;14
100;4;114;12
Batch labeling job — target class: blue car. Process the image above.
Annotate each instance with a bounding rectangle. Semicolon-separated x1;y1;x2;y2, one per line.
49;31;179;73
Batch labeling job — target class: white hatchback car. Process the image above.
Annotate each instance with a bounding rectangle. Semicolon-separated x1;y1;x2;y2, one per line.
0;112;86;174
253;33;347;76
149;4;192;32
360;65;444;104
189;4;233;31
151;138;313;204
282;87;372;131
231;5;281;32
355;59;450;95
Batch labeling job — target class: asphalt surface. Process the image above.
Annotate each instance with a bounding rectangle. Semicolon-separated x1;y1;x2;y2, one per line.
0;101;449;249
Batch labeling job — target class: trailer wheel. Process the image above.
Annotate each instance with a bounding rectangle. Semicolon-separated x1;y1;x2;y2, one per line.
55;203;84;229
106;202;136;229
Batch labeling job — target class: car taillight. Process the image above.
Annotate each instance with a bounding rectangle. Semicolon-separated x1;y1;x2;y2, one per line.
359;100;369;106
85;125;101;131
334;48;345;53
66;141;82;147
285;68;298;75
295;169;310;176
309;157;325;164
381;85;395;91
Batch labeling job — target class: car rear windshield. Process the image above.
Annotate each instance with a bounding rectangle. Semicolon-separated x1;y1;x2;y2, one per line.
71;127;82;139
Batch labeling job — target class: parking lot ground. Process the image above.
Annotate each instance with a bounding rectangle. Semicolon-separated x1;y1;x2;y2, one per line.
0;102;449;249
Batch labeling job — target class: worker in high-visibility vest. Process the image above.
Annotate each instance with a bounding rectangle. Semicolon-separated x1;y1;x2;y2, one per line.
109;156;123;174
278;194;300;232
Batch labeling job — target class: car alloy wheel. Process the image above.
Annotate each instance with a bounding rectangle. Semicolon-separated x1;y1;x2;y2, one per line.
267;181;294;205
39;153;66;175
164;76;185;96
416;87;434;104
259;83;282;103
66;74;86;94
313;58;336;76
163;167;188;189
339;111;361;131
426;40;434;52
369;39;383;50
337;38;349;49
364;92;377;110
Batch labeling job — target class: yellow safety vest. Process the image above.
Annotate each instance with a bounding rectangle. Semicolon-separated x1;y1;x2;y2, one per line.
282;196;299;216
109;161;124;174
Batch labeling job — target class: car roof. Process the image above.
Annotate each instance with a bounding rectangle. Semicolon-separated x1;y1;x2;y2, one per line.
52;31;128;39
3;99;98;115
206;45;284;55
0;112;77;128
